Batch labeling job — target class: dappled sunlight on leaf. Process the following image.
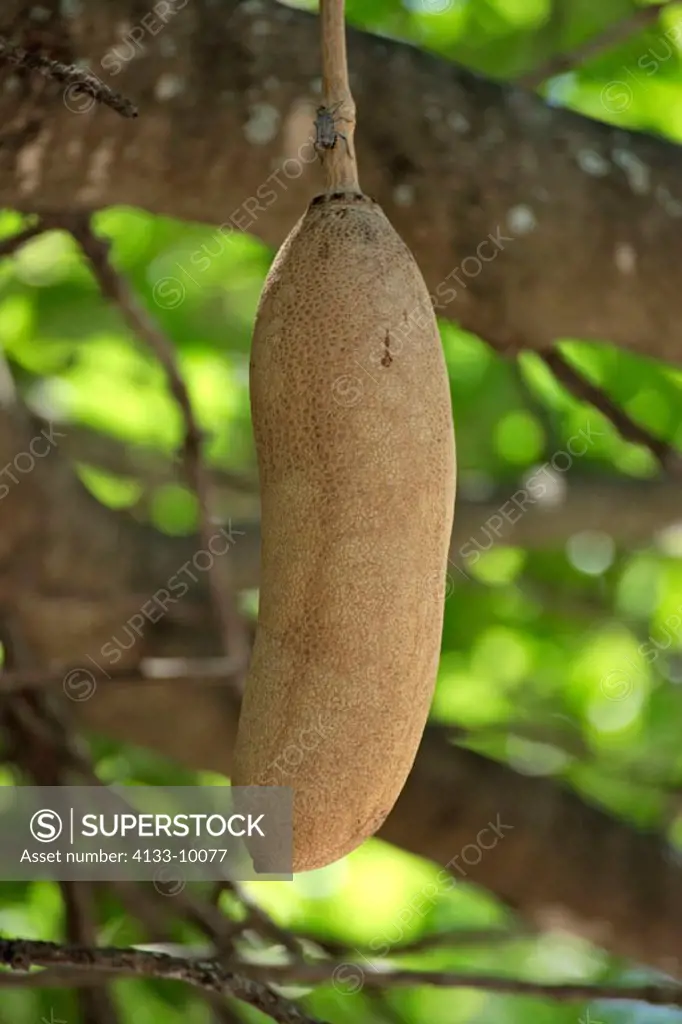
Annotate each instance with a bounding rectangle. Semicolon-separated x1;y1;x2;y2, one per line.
75;464;143;510
615;552;661;618
0;293;33;350
13;230;82;288
433;654;514;725
505;735;572;776
149;484;199;534
468;547;526;586
495;410;546;464
471;625;532;686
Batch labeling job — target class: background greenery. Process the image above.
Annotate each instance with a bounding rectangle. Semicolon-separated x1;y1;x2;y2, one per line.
2;0;682;1020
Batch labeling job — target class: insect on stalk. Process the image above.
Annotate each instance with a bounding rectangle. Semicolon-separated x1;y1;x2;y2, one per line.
314;102;351;157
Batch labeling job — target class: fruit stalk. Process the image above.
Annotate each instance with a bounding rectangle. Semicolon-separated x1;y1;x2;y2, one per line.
318;0;359;192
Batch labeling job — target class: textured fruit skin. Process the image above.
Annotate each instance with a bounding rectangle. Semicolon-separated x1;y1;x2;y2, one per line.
233;192;456;872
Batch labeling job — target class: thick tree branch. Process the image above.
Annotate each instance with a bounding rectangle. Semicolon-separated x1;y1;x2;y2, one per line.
0;940;327;1024
2;2;682;364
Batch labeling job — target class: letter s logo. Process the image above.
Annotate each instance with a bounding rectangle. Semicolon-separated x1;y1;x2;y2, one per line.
30;809;63;842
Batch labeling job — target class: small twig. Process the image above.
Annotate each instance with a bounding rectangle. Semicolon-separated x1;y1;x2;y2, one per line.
110;881;307;1002
522;0;566;83
0;940;328;1024
318;0;359;191
542;348;680;471
510;358;563;450
170;888;252;951
518;2;670;89
238;962;682;1005
106;882;252;1024
61;215;250;677
107;880;172;943
0;222;47;258
217;881;306;959
149;882;305;967
298;926;524;959
0;35;138;118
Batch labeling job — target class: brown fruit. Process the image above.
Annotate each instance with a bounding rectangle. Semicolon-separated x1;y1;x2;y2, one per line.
232;191;456;873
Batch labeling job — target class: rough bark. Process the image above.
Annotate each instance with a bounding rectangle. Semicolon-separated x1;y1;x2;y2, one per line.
0;1;681;365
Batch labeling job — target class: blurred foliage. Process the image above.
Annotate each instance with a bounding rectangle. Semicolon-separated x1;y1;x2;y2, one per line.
2;0;682;1022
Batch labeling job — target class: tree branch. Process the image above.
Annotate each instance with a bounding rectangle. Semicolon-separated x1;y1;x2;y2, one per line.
0;940;327;1024
61;213;250;677
542;348;681;472
2;939;682;1010
0;220;46;257
518;2;670;89
0;35;137;118
3;1;682;365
